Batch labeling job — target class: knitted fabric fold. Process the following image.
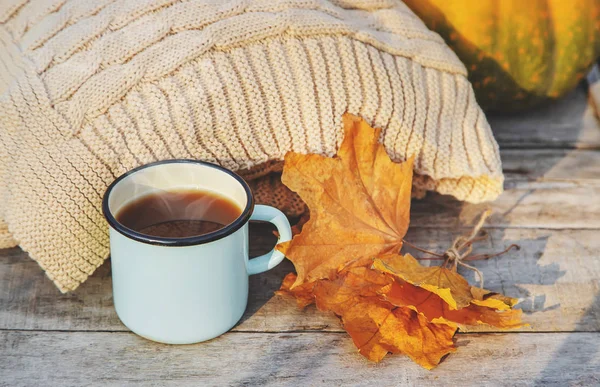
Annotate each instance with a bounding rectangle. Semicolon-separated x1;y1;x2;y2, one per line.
0;0;503;292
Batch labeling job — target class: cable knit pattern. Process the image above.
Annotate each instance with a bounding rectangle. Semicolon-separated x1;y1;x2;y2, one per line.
0;0;503;292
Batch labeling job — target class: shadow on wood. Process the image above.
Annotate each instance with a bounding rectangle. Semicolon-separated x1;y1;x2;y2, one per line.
537;291;600;385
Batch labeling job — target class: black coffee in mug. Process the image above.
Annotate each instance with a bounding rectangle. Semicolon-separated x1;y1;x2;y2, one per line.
116;189;242;238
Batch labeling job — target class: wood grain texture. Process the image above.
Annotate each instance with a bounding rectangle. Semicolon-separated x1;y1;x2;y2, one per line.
412;184;600;229
411;149;600;230
590;82;600;118
2;227;599;333
501;149;600;181
1;330;599;387
489;86;600;149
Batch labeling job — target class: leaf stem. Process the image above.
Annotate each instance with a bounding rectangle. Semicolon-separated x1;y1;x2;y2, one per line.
462;244;521;261
402;239;445;258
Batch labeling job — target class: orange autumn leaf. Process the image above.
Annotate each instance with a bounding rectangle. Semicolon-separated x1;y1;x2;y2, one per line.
275;113;522;368
275;273;316;309
343;302;457;369
276;113;413;288
470;286;519;310
383;280;523;329
312;266;393;315
313;266;456;368
373;253;518;311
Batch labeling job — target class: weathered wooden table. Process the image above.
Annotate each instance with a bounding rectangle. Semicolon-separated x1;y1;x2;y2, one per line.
2;87;600;386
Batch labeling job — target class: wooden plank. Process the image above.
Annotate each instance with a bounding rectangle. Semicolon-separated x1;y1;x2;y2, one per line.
489;86;600;149
411;184;600;230
1;330;598;386
500;149;600;181
411;149;600;230
2;227;599;333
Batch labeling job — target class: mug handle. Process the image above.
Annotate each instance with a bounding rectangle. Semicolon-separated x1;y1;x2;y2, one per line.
247;205;292;275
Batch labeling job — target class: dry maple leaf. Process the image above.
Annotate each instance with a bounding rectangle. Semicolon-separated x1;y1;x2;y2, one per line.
276;113;413;288
312;266;457;368
343;301;457;369
312;266;393;315
373;253;518;310
372;254;523;328
383;280;523;329
276;114;522;368
275;272;316;309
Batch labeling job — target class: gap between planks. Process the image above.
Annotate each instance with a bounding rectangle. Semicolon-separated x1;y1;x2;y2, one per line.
0;327;596;335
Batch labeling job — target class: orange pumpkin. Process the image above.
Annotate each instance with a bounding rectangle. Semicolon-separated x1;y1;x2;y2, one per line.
404;0;600;111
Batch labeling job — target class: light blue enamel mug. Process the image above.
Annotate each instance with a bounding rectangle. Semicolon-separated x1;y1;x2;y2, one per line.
102;160;292;344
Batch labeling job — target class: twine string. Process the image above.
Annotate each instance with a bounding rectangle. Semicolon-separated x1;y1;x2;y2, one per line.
403;210;520;288
442;210;491;288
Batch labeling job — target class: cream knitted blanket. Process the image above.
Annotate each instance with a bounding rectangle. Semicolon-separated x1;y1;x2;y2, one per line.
0;0;503;292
